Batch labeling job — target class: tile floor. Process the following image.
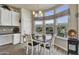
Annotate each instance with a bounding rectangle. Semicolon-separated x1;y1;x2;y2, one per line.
0;43;67;55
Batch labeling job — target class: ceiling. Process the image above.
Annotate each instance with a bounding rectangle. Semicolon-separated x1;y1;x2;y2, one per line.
9;4;57;11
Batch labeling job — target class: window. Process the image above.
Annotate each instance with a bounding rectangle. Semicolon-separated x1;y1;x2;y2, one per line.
45;10;54;16
35;20;43;34
56;16;68;37
45;19;54;34
33;4;69;38
56;5;69;13
55;4;69;37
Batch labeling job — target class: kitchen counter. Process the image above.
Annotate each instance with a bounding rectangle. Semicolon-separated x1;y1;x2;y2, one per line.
0;32;20;35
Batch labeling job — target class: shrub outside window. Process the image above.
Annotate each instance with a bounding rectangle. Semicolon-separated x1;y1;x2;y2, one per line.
56;16;68;37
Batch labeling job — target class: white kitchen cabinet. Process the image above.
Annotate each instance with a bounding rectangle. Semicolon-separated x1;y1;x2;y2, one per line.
11;11;20;26
0;8;11;26
0;8;20;26
0;34;13;46
13;33;20;45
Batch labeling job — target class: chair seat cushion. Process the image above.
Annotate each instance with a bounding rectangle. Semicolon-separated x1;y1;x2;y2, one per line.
28;41;39;46
40;44;50;49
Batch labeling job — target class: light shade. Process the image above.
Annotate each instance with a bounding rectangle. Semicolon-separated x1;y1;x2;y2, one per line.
32;11;35;15
39;11;42;14
39;11;43;16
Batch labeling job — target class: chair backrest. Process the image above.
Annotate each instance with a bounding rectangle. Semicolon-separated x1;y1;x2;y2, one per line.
68;38;78;55
68;39;78;45
31;34;35;39
42;35;46;42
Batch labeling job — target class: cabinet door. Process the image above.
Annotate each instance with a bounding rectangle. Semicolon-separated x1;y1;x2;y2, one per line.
13;34;20;44
0;8;11;26
0;34;12;46
11;11;20;26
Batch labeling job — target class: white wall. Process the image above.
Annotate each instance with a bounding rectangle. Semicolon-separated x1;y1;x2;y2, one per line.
68;5;78;31
21;8;32;43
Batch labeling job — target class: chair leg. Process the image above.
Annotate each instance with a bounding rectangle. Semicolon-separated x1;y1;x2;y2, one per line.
67;51;69;55
43;44;46;55
41;46;43;55
31;44;33;55
39;45;42;55
26;38;29;55
26;46;29;55
38;44;40;55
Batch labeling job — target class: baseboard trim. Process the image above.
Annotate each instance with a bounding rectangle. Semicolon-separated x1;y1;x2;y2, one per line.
0;43;12;46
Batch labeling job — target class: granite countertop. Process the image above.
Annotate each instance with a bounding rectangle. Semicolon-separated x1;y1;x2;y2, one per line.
0;32;20;35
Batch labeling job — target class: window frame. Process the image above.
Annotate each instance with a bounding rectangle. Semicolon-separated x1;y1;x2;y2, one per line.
33;4;69;38
55;14;69;38
55;5;69;38
55;4;69;14
44;10;54;16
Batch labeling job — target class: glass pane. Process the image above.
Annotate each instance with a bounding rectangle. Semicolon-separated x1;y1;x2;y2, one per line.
45;20;54;24
56;16;68;37
45;19;54;34
56;16;68;24
35;20;43;34
56;5;69;13
45;10;54;16
35;21;43;25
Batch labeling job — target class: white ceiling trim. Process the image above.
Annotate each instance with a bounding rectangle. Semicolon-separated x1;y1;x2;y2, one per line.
8;4;56;11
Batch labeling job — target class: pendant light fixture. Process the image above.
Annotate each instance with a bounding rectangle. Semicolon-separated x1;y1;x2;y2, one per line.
39;10;42;14
32;11;35;15
39;10;43;17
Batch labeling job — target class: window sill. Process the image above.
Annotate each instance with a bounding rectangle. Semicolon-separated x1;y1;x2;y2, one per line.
56;36;68;40
54;44;68;51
